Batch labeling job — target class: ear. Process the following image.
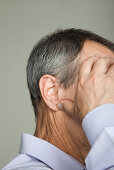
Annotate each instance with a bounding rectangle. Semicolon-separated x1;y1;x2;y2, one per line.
39;75;60;111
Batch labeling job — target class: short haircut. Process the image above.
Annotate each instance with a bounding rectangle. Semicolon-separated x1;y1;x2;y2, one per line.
26;28;114;117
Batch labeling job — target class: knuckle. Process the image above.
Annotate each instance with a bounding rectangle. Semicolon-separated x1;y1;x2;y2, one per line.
96;57;106;64
106;75;113;82
81;59;90;68
90;73;99;85
79;77;84;87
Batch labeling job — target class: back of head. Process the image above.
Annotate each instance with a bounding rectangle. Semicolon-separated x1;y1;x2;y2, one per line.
26;28;114;117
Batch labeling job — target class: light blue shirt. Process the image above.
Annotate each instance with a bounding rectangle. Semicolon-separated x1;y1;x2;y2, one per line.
2;104;114;170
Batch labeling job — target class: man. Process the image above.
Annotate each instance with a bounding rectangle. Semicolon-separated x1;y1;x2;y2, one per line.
3;29;114;170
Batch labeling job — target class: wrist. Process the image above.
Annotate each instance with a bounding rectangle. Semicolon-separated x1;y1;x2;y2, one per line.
82;104;114;146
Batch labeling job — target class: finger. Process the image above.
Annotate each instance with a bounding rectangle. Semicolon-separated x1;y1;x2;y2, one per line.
79;56;99;83
107;64;114;77
79;56;99;76
92;57;114;76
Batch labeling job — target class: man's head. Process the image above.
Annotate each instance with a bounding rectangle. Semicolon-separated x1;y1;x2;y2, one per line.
26;29;114;164
26;28;114;118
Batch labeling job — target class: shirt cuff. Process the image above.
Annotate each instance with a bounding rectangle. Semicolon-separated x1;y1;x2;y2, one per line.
82;104;114;146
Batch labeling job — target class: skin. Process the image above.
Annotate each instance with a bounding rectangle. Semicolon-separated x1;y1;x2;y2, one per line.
34;40;114;165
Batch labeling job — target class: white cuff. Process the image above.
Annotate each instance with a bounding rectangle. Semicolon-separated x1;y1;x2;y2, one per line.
82;104;114;146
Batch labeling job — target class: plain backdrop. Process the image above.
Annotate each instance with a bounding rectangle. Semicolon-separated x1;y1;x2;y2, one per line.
0;0;114;169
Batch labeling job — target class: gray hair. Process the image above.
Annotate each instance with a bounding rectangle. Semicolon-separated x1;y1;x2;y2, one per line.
26;28;114;116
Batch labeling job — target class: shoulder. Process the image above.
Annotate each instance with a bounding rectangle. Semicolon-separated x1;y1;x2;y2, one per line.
5;167;52;170
2;154;52;170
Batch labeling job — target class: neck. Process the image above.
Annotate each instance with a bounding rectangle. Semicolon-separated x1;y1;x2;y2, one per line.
34;107;90;165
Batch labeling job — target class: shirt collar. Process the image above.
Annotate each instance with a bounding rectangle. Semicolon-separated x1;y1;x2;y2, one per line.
19;133;85;170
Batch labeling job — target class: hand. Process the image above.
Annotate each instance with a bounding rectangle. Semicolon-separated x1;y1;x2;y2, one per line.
57;56;114;121
75;56;114;119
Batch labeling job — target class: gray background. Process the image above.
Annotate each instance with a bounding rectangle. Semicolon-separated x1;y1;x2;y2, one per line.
0;0;114;169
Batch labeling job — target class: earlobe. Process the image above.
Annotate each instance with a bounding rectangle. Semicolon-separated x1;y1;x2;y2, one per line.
39;75;59;111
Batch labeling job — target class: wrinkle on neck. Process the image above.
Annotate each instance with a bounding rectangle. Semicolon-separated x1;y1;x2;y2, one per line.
34;102;90;165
